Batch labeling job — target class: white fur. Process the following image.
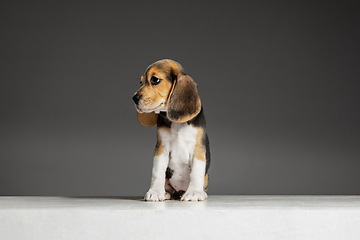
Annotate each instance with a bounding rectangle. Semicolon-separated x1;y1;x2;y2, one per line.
144;122;207;201
144;153;169;201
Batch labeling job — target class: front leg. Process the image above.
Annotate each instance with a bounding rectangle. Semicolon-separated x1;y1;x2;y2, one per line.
144;147;169;202
181;144;207;201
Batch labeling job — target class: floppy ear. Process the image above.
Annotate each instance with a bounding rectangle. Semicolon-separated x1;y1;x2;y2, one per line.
167;74;201;123
137;112;158;127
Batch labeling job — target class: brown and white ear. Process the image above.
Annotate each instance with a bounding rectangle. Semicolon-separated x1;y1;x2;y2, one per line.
137;112;158;127
167;74;201;123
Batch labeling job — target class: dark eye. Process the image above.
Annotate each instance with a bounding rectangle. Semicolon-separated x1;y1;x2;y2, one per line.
150;76;161;85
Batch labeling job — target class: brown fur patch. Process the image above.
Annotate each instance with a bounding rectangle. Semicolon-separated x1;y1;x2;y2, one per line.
140;75;146;85
154;129;163;156
154;126;171;156
168;60;183;75
136;85;159;107
150;76;172;100
147;67;172;95
204;173;209;190
154;140;164;156
147;68;166;83
194;128;206;161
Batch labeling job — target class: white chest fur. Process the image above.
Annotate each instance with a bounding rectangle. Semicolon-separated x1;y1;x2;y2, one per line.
158;123;198;191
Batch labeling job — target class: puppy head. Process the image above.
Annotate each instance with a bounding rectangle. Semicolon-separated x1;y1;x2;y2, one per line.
133;59;201;126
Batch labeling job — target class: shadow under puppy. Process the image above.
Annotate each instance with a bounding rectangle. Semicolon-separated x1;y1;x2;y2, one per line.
132;59;210;201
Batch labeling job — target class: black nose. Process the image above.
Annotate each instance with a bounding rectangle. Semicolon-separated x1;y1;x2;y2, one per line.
132;94;141;105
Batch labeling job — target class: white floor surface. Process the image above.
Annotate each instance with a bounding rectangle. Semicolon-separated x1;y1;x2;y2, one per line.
1;195;360;239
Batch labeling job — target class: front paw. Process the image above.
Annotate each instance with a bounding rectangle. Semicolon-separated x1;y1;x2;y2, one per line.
181;190;207;201
144;189;168;202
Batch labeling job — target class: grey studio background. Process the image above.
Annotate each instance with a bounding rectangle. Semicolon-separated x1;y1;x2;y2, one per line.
1;1;360;196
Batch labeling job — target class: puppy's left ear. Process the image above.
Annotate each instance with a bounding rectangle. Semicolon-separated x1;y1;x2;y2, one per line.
137;112;158;127
167;74;201;123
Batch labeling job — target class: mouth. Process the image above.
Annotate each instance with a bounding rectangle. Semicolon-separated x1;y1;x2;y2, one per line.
135;105;144;113
135;102;165;114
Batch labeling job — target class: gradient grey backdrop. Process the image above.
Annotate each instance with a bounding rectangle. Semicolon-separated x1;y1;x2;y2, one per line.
1;0;359;196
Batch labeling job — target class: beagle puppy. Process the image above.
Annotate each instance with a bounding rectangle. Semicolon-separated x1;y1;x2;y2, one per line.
132;59;210;201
